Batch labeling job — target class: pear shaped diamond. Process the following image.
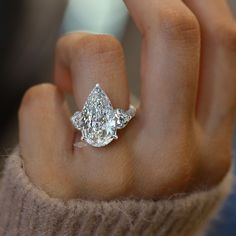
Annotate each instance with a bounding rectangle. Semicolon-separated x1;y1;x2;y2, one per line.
71;84;136;148
80;84;117;147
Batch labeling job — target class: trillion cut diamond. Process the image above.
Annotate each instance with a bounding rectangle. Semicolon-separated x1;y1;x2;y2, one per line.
79;84;117;147
114;109;130;129
71;112;83;130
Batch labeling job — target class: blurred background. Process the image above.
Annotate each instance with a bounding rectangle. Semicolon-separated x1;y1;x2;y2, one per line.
0;0;235;235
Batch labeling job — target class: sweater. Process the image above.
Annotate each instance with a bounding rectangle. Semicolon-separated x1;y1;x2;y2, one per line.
0;151;233;236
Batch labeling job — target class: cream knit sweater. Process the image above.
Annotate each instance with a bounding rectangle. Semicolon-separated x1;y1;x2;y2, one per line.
0;151;233;236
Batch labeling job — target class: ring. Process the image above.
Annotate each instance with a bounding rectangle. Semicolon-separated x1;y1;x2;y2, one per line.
71;84;136;147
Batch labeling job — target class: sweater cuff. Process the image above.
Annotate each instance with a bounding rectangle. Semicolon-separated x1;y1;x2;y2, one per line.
0;151;233;236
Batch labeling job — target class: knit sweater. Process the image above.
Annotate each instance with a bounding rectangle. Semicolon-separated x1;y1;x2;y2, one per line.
0;151;233;236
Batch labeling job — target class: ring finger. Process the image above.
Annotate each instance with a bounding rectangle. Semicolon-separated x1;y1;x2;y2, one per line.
54;32;133;199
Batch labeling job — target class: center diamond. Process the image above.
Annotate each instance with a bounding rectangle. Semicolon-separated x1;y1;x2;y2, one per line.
80;84;117;147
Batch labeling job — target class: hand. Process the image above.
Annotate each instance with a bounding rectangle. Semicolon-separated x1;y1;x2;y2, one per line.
19;0;236;200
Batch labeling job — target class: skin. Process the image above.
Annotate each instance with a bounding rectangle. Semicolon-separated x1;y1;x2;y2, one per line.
19;0;236;200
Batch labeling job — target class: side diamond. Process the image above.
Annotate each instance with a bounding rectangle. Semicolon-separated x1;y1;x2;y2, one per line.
71;111;83;130
114;109;130;129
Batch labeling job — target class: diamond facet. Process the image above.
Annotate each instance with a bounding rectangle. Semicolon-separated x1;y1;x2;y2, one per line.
79;84;117;147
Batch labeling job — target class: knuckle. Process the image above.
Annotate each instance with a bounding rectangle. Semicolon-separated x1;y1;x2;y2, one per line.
19;83;60;116
72;34;124;60
160;9;200;42
20;83;58;106
55;34;74;61
56;35;67;55
55;33;84;62
147;7;200;43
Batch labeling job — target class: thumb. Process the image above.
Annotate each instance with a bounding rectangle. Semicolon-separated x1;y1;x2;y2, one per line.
19;83;75;198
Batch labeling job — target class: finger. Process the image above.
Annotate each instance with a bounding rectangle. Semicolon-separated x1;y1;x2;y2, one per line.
55;33;129;109
182;0;235;186
19;83;73;157
19;84;74;197
124;0;201;129
54;33;132;199
184;0;236;132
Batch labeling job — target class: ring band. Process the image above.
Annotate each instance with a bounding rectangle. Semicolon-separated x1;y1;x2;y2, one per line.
71;84;136;147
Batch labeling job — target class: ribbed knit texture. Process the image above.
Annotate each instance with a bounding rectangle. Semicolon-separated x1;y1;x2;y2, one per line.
0;152;232;236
